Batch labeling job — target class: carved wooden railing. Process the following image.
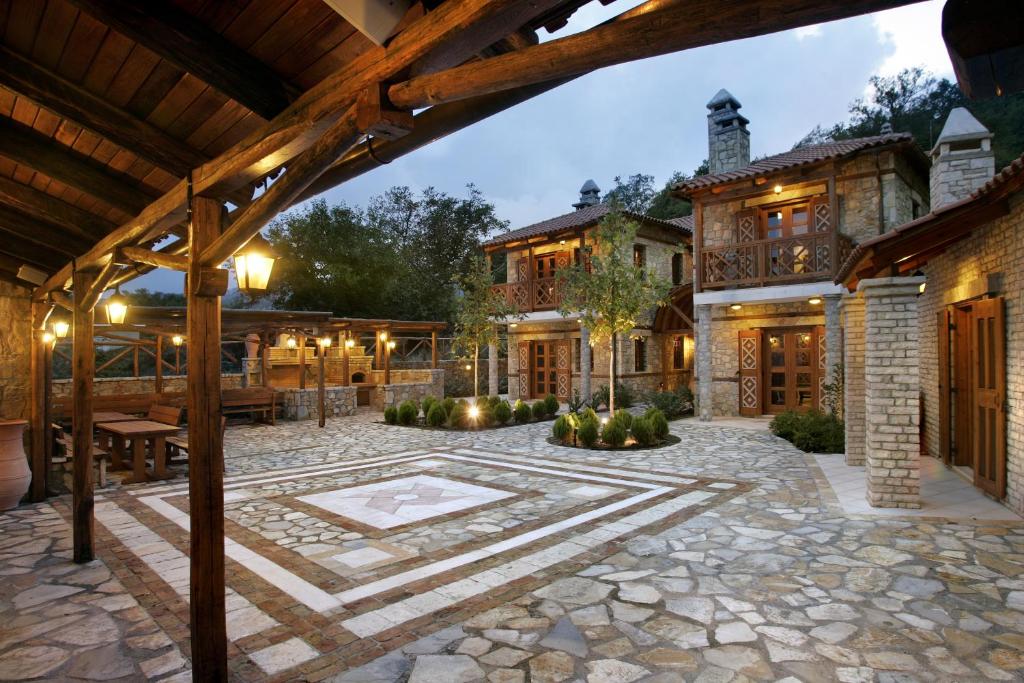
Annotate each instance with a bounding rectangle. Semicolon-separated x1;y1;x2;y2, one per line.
491;276;560;312
701;232;853;289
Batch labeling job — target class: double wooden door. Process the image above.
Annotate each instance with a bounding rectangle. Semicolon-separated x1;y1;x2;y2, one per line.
517;339;571;400
738;326;824;416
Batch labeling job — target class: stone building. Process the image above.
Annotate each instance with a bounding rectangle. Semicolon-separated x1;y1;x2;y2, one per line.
838;108;1024;513
483;181;694;403
674;89;930;420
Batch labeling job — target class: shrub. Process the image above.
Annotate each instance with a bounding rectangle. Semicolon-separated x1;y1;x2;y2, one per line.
543;393;559;417
645;388;693;418
513;400;532;424
397;400;418;425
421;396;437;417
426;402;446;427
567;389;588;414
601;418;627;447
476;395;490;408
477;404;496;427
786;410;845;454
769;411;803;442
630;416;655;446
613;409;633;430
448;402;468;429
531;401;547;420
552;415;572;443
647;408;669;440
442;397;457;417
383;406;398;425
577;416;599;447
593;383;634;410
493;400;512;425
488;395;502;408
444;372;473;398
581;407;599;424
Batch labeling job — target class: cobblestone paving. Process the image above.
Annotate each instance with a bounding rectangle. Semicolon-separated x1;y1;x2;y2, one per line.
3;412;1024;682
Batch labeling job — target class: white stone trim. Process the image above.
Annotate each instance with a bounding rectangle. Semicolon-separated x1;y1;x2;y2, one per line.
694;281;846;306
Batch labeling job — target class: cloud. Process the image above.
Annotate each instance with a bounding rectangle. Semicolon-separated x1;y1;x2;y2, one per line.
871;0;952;78
794;25;823;40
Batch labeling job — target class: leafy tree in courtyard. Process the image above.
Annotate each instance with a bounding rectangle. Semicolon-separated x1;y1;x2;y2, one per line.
124;288;186;306
603;168;705;220
451;255;520;399
556;210;672;413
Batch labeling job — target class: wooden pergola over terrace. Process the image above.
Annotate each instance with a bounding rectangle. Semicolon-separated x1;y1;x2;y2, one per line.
1;0;935;678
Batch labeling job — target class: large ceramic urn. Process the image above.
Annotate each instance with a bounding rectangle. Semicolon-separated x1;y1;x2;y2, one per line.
0;419;30;510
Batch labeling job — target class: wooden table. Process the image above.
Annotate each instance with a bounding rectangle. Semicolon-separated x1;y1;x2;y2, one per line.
96;420;181;484
92;411;145;424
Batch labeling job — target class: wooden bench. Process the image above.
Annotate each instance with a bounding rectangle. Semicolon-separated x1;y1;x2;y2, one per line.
222;388;280;425
167;417;227;463
147;404;183;426
53;392;186;424
52;424;109;488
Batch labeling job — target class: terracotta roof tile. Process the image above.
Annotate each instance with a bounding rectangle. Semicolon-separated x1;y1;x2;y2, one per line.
482;203;690;247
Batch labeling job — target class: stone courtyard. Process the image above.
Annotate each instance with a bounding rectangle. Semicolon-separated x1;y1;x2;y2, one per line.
3;413;1024;682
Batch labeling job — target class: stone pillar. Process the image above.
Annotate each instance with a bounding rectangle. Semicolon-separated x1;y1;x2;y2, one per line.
823;294;843;413
580;326;592;399
841;296;866;466
696;304;712;421
488;342;499;396
860;276;925;509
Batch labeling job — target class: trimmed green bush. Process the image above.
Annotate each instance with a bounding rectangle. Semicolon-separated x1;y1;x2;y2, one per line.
426;402;446;427
421;396;437;417
781;410;845;453
552;415;572;442
531;401;547;420
513;400;531;424
488;395;502;408
577;417;599;447
630;416;655;446
477;405;495;427
397;400;418;425
543;393;559;416
601;418;627;447
448;402;468;428
581;407;599;424
442;397;457;417
494;400;512;425
476;395;490;408
593;382;634;410
383;406;398;425
647;408;669;440
613;409;633;430
769;411;803;442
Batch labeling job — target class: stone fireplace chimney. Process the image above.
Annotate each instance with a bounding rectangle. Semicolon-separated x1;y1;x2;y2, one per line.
707;89;750;174
573;179;601;210
930;107;995;210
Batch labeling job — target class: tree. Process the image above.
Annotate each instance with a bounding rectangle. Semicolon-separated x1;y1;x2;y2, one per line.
124;288;186;306
451;255;520;399
603;170;700;220
556;210;672;413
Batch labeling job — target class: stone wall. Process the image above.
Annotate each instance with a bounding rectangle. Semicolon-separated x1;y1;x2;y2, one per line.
280;386;357;421
930;140;995;210
0;281;31;421
918;192;1024;513
370;369;445;410
52;373;244;397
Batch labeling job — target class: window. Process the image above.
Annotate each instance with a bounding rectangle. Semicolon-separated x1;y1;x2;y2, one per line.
912;199;922;220
633;244;646;269
672;337;683;370
671;252;683;285
760;201;810;239
490;253;507;284
634;337;647;372
534;253;556;279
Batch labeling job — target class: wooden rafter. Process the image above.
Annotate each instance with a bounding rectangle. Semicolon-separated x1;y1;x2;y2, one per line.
0;174;116;240
0;118;157;215
118;246;188;272
65;0;301;121
0;205;92;256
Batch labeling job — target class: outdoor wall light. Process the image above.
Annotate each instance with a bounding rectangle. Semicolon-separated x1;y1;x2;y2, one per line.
808;297;822;305
104;287;129;325
51;316;70;339
730;303;743;311
233;233;278;294
319;336;332;348
286;337;297;349
42;331;55;345
345;338;355;348
172;334;184;347
509;323;518;328
773;184;783;194
387;340;396;350
919;282;927;294
379;331;388;341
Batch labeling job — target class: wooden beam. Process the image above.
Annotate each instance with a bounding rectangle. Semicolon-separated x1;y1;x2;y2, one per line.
154;333;163;394
0;205;92;256
0;243;67;272
0;44;209;175
79;257;120;312
186;195;228;680
66;0;300;121
29;301;51;502
71;268;96;563
341;331;350;387
318;342;326;429
298;333;306;390
119;246;188;272
0;174;116;240
387;0;920;110
0;118;156;215
432;331;439;369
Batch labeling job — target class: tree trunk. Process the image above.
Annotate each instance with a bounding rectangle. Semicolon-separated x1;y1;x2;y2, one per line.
608;334;616;414
474;344;479;400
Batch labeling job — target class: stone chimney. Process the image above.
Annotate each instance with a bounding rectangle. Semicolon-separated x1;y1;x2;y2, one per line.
706;89;750;174
929;107;995;210
573;179;601;210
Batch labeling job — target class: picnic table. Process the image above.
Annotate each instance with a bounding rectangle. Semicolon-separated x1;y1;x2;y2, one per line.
96;420;181;484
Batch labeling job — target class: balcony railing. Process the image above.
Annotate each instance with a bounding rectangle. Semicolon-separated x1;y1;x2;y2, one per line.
491;276;561;313
700;232;855;289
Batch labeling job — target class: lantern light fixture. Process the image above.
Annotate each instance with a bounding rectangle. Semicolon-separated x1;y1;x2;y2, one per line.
286;337;297;349
730;303;743;311
387;340;396;350
319;335;332;348
42;331;55;345
773;184;783;194
104;287;129;325
378;331;388;341
171;334;184;347
919;281;927;294
345;337;355;348
233;233;278;294
51;316;70;339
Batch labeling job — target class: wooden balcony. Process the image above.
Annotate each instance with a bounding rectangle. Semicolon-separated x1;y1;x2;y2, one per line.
700;232;855;290
491;276;561;313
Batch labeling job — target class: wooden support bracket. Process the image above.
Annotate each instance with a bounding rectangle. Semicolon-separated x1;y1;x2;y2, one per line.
357;84;414;141
120;246;189;272
191;268;229;298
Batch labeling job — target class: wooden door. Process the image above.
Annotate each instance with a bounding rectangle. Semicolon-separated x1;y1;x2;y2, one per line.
763;328;818;414
937;309;952;465
517;341;531;399
738;330;762;416
953;305;974;467
532;341;558;398
971;297;1006;498
555;340;571;401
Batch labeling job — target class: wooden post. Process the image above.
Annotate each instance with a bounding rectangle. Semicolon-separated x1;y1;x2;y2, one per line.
186;195;228;681
72;268;97;563
384;329;391;385
298;333;306;390
261;333;270;387
29;301;49;502
133;344;139;377
431;331;438;369
341;331;350;387
374;332;382;369
154;334;163;394
318;339;326;428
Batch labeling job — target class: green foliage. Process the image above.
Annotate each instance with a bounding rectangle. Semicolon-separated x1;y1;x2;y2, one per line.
543;394;559;417
630;416;655;446
494;400;512;425
771;410;845;454
513;400;532;424
488;395;502;408
646;408;670;441
448;402;468;429
426;402;446;427
601;418;627;447
552;415;572;443
567;389;589;414
823;363;844;417
383;406;398;425
613;409;633;430
577;416;600;448
421;396;437;417
451;256;521;394
645;387;693;418
601;171;700;220
769;411;803;441
475;395;490;408
397;400;419;425
124;288;187;306
581;407;599;424
477;404;495;427
531;401;547;420
442;397;456;417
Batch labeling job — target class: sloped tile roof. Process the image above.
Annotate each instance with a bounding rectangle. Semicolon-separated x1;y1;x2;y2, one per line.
675;133;919;193
482;203;691;247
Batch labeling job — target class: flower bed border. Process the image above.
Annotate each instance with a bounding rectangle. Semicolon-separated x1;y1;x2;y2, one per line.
378;415;558;432
545;434;681;451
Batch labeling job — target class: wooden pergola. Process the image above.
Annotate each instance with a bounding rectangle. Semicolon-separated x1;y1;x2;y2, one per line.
1;0;933;678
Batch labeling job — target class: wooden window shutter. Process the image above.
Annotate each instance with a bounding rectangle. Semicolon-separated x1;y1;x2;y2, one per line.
970;297;1006;499
517;341;532;400
738;329;762;416
808;196;832;233
937;309;952;465
555;339;572;401
814;325;827;410
735;208;758;243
